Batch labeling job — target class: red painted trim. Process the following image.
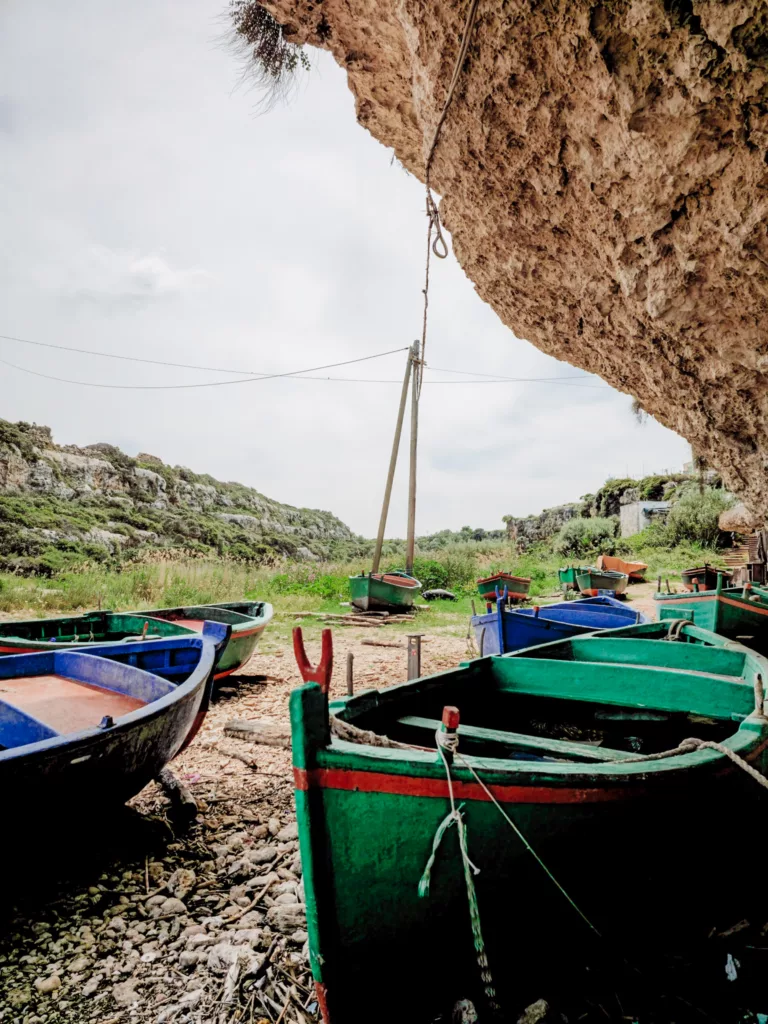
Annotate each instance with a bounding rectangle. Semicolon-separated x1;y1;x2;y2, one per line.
214;663;250;681
659;593;768;618
231;626;265;639
722;595;768;617
294;766;644;804
315;982;331;1024
0;644;38;653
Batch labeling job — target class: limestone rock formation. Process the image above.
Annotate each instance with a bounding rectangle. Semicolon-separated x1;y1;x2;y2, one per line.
0;420;355;570
264;0;768;519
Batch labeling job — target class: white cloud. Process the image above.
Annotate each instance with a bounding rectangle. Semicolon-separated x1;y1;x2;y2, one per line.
64;246;211;307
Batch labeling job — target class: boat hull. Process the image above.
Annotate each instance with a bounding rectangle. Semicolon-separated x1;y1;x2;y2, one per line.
575;570;628;597
0;630;225;816
292;670;768;1023
0;612;196;656
471;597;646;656
348;573;420;612
557;566;588;591
476;573;531;601
655;588;768;648
136;602;273;680
681;565;732;591
596;554;647;580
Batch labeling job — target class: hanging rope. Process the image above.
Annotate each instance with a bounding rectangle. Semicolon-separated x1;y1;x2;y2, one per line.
418;729;500;1015
418;0;482;394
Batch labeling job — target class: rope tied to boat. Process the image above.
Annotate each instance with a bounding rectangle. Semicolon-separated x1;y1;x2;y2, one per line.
613;736;768;790
419;726;499;1014
663;618;693;640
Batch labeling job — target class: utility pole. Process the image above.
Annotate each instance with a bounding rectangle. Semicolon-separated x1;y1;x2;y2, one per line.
371;345;415;574
405;339;420;576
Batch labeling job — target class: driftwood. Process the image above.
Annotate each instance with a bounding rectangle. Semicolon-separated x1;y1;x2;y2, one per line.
361;639;406;649
156;767;198;824
224;719;291;748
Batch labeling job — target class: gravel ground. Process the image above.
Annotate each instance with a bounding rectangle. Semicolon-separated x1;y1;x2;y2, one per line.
0;624;470;1024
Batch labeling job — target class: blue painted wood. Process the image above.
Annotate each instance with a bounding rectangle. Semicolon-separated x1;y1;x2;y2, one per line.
0;622;229;816
471;596;648;656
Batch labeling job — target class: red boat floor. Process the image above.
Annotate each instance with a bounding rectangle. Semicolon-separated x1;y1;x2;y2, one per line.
169;618;206;631
0;675;145;733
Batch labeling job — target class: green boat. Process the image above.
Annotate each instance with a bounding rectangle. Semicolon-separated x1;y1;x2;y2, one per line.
292;623;768;1021
655;574;768;650
476;572;531;602
575;567;628;596
558;565;589;591
0;611;195;656
136;601;273;680
348;571;421;612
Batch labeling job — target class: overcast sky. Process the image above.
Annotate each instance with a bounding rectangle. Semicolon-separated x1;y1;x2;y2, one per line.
0;0;691;537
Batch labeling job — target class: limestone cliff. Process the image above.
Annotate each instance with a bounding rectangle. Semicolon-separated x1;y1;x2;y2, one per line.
263;0;768;521
0;420;356;572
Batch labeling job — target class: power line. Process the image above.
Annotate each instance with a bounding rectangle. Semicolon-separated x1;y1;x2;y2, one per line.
0;347;409;391
0;332;609;388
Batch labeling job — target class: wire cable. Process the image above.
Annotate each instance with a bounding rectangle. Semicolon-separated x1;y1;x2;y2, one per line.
0;347;409;391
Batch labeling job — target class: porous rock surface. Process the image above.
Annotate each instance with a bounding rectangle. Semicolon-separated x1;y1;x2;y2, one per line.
267;0;768;521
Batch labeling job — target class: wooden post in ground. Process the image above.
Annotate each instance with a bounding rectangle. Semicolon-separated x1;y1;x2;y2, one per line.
372;345;415;574
346;652;354;696
405;339;420;576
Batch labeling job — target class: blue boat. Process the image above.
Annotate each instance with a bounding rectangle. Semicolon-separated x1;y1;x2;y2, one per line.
0;621;228;815
471;595;647;656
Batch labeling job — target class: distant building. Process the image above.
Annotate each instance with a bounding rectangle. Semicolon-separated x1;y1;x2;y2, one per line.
620;500;670;538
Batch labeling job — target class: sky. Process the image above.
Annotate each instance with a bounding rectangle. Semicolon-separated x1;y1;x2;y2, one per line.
0;0;692;537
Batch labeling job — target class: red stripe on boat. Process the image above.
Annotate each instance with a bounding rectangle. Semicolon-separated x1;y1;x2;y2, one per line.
0;644;38;653
294;766;643;804
315;982;331;1024
660;594;768;618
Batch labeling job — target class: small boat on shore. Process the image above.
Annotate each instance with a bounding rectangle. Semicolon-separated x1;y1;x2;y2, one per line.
349;571;421;613
558;565;590;591
681;563;732;592
0;624;228;815
136;601;273;680
0;611;196;655
291;624;768;1022
476;572;531;602
575;567;628;597
655;574;768;648
471;595;646;656
596;554;647;581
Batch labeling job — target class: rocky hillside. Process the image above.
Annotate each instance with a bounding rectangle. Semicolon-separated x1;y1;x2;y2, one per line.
257;0;768;525
0;421;356;573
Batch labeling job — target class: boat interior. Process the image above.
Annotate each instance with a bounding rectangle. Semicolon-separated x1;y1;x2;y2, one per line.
0;641;205;751
334;634;758;762
0;612;192;644
145;604;263;629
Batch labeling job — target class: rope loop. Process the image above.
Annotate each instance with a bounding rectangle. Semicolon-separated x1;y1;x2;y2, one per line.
427;191;449;260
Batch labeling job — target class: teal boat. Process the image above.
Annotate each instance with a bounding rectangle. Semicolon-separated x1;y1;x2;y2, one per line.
575;567;628;596
558;565;589;591
136;601;273;681
655;574;768;650
291;622;768;1021
349;571;421;612
0;611;195;656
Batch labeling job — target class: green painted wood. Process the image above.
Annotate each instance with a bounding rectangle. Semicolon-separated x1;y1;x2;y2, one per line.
654;589;768;647
575;569;628;595
349;572;420;612
558;566;589;590
396;714;636;761
291;629;768;1022
0;612;195;652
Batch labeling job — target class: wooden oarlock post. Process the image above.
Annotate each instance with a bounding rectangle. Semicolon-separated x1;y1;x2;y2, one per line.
346;651;354;696
438;706;460;765
293;627;334;695
405;339;420;576
406;634;425;680
372;344;416;575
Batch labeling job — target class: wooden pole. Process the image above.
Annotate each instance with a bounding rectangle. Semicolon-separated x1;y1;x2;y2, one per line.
346;651;354;696
372;346;414;573
405;339;420;575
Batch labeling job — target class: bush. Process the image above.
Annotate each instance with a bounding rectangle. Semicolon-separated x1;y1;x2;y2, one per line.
665;487;735;547
554;517;618;557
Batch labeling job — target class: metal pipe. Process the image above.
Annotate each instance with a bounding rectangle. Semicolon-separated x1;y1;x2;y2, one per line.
405;339;420;576
371;346;414;574
407;634;424;680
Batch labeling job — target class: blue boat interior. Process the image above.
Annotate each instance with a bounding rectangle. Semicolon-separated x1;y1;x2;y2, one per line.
0;635;212;751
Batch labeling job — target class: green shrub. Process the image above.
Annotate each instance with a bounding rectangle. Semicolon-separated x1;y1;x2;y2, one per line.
554;516;618;557
665;487;735;547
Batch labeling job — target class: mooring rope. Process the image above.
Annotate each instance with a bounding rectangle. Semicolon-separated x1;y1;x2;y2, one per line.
418;0;482;393
418;729;500;1014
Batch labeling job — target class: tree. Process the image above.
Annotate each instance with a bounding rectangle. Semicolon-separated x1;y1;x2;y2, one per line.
228;2;310;108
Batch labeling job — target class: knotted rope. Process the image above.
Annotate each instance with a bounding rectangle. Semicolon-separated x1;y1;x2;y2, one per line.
418;0;482;393
418;728;499;1014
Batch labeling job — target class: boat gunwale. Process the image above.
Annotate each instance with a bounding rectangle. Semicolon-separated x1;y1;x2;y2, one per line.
348;573;421;591
137;602;274;636
0;636;217;763
476;572;531;587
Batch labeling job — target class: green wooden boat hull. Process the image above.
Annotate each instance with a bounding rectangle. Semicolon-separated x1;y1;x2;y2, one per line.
292;624;768;1021
136;601;273;679
0;612;195;655
348;573;420;612
558;566;587;590
655;586;768;649
575;569;628;596
476;573;530;601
